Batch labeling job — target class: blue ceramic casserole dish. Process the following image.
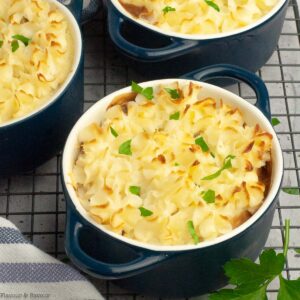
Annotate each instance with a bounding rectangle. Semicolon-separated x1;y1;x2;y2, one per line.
106;0;288;77
62;64;283;298
0;0;84;175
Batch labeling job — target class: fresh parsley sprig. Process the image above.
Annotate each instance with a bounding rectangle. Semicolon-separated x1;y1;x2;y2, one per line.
119;139;132;156
202;155;235;180
11;34;31;52
187;220;200;244
131;81;153;100
170;111;180;120
12;34;31;46
165;87;180;99
210;219;300;300
110;126;118;137
202;189;215;203
271;117;281;127
204;0;220;12
129;186;141;196
162;6;176;15
195;136;209;152
139;207;153;217
282;187;300;195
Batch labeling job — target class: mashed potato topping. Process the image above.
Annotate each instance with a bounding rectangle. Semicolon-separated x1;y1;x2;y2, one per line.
72;81;272;246
119;0;279;34
0;0;74;124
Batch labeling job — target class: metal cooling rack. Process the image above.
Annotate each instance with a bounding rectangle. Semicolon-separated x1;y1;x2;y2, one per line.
1;1;300;299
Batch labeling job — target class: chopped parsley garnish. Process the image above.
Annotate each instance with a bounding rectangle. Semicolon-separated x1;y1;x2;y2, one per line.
282;187;300;195
131;81;153;100
0;40;3;48
12;34;31;46
129;186;141;196
165;88;180;99
202;155;235;180
170;111;180;120
210;219;300;300
202;189;215;203
210;152;215;158
195;137;209;152
139;207;153;217
110;126;118;137
204;0;220;11
162;6;176;15
271;117;281;126
174;162;180;166
187;220;200;244
118;139;132;156
11;40;19;52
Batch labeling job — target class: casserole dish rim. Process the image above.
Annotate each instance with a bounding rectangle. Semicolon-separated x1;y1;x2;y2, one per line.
62;78;283;252
109;0;287;40
0;0;82;129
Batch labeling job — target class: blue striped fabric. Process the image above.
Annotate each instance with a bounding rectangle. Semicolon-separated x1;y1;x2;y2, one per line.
0;263;85;283
0;218;104;299
0;228;29;244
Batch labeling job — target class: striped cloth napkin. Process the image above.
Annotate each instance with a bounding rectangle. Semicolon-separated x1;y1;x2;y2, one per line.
58;0;101;22
82;0;101;22
0;217;104;300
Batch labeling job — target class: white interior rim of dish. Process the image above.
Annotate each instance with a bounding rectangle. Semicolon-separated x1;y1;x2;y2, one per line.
110;0;287;40
0;0;82;128
63;79;284;252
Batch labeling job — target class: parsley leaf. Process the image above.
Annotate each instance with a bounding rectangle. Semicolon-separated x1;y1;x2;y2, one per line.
139;207;153;217
0;40;3;48
165;88;180;99
11;40;19;52
278;275;300;300
129;186;140;196
131;81;153;100
12;34;31;46
162;6;176;15
202;155;235;180
209;285;268;300
170;111;180;120
295;249;300;254
224;250;284;289
187;220;200;244
210;152;215;158
174;162;180;166
110;126;118;137
204;0;220;11
195;136;209;152
271;117;281;126
118;139;132;156
282;187;300;195
210;219;291;300
202;189;215;203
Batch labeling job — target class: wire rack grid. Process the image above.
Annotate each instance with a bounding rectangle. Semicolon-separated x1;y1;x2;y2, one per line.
0;1;300;299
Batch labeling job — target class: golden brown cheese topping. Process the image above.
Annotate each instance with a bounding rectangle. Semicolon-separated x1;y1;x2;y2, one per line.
71;81;272;246
0;0;74;124
119;0;279;35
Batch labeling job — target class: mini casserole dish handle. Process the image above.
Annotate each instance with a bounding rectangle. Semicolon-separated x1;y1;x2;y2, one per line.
107;1;199;62
182;64;271;120
65;206;172;280
62;0;83;22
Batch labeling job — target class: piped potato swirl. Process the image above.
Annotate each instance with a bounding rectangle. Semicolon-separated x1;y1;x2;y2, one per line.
72;81;272;246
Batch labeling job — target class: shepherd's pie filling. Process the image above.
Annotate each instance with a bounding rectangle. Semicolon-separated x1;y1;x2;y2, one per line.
0;0;74;124
71;82;272;246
